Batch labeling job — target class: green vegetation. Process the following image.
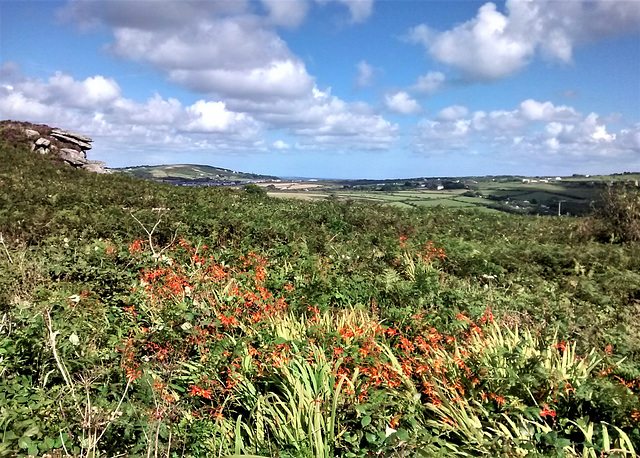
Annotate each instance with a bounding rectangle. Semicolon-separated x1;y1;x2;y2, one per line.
589;184;640;242
265;175;640;217
1;137;639;457
115;164;280;183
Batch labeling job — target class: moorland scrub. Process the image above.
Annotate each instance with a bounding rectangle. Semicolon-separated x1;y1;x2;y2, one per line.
1;136;639;457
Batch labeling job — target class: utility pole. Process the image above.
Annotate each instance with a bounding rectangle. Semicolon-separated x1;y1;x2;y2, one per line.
558;200;566;217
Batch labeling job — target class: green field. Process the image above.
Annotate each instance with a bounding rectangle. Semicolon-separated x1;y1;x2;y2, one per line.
266;175;639;216
112;162;639;218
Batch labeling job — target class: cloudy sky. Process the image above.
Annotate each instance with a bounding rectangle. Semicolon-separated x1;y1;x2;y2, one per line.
1;0;639;179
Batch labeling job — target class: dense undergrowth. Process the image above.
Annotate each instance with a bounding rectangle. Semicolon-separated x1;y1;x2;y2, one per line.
1;138;639;457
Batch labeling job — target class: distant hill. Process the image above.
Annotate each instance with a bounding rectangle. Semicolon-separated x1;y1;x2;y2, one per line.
113;164;280;183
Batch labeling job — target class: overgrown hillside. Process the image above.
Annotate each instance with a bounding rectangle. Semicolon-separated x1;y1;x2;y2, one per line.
1;137;639;456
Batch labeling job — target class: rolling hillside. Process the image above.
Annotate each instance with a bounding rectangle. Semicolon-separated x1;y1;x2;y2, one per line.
114;163;280;183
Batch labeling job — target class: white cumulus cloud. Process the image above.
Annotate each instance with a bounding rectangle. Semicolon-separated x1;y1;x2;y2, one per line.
54;1;391;153
0;68;263;158
273;140;291;150
316;0;374;23
415;98;640;165
169;59;314;101
407;0;640;81
519;99;580;122
412;71;446;96
437;105;469;122
182;100;258;134
384;92;421;115
262;0;309;28
407;3;535;81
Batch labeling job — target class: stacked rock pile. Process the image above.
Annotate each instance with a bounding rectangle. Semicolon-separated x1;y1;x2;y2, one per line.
20;125;109;173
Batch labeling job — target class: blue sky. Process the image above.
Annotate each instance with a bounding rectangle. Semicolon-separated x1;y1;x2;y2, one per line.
1;0;639;179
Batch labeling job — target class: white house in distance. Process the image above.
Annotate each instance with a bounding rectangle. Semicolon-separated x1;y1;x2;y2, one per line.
522;177;562;183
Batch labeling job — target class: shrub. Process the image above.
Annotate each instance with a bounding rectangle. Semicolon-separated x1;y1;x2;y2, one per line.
244;183;267;196
588;184;640;243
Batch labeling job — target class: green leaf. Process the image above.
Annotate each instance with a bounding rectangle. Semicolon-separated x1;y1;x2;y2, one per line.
355;404;369;414
18;436;31;450
361;415;371;427
44;436;55;449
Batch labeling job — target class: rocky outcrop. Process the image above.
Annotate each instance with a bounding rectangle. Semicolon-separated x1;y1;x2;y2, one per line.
0;120;110;173
59;148;88;166
83;161;109;173
51;129;93;150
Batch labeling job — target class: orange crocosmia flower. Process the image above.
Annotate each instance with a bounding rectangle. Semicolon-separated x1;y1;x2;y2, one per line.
339;328;355;339
128;239;144;254
415;364;430;375
552;341;567;351
442;417;458;427
192;255;206;264
396;337;415;353
539;404;556;418
189;384;213;399
480;308;494;323
218;314;238;327
614;376;635;389
126;369;141;381
454;357;466;369
564;381;576;394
